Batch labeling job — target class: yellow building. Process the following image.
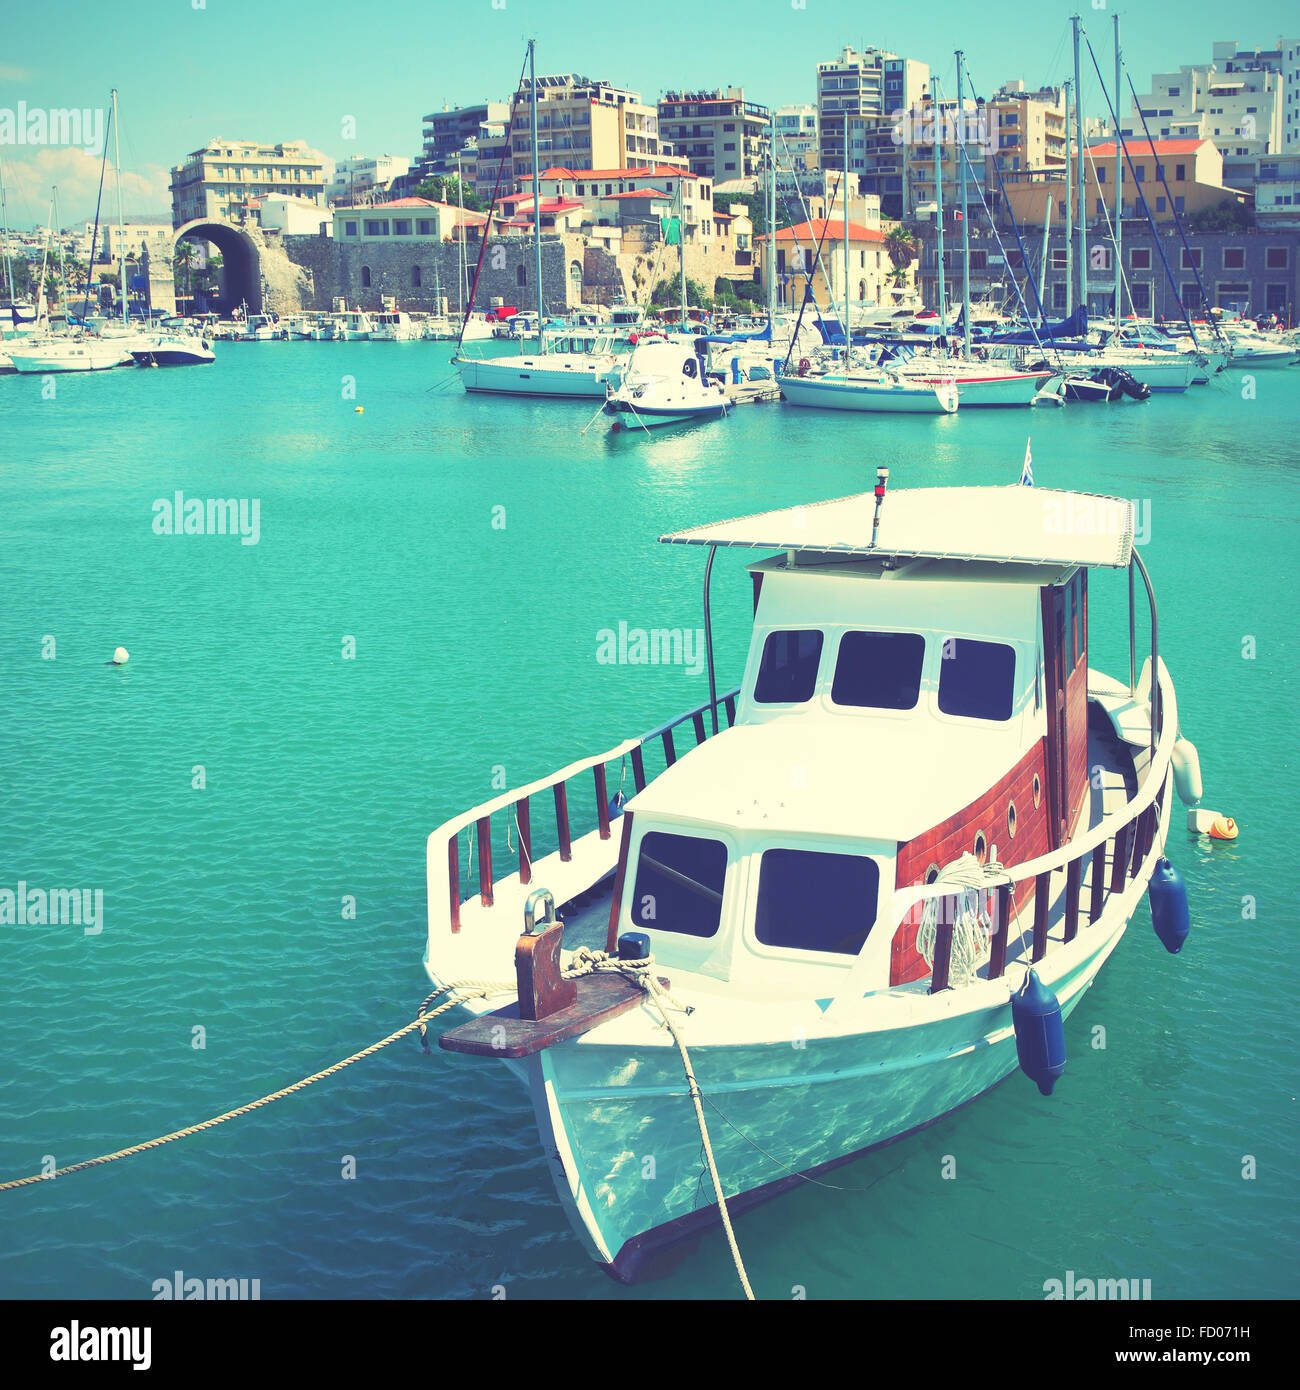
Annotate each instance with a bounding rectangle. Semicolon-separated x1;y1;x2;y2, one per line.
999;137;1246;229
757;217;891;312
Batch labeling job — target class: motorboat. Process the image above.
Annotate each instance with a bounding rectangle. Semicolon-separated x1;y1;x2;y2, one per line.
603;335;730;427
423;475;1199;1284
129;331;215;367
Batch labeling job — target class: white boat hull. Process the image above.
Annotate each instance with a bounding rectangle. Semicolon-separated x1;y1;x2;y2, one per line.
9;341;126;372
778;372;957;413
459;353;613;398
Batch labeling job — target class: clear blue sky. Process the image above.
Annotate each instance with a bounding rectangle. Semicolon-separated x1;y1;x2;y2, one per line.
1;0;1294;224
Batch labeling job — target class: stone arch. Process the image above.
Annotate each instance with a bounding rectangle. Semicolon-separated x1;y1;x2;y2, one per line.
173;218;263;315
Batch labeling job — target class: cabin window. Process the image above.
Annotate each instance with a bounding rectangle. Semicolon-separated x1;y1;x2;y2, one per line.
631;832;727;939
937;639;1016;721
831;631;925;710
754;849;878;955
754;629;823;704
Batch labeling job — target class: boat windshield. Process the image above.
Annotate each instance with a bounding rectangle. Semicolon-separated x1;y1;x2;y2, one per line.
754;848;879;955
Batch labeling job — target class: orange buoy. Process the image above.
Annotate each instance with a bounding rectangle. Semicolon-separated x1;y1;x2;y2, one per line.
1207;816;1239;841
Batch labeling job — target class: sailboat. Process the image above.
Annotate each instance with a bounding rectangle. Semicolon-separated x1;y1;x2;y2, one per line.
454;41;618;398
775;112;963;413
8;186;127;373
424;470;1199;1284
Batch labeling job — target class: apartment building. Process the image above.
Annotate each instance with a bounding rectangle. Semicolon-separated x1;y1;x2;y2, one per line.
472;74;679;202
421;102;511;178
169;140;330;225
816;47;929;219
657;88;770;180
327;155;411;205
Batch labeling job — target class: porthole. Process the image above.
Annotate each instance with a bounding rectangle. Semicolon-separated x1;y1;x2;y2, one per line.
1032;774;1042;809
923;863;941;885
973;831;987;864
1007;801;1018;838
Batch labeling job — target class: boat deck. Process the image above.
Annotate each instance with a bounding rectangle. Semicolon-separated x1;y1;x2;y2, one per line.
549;695;1143;981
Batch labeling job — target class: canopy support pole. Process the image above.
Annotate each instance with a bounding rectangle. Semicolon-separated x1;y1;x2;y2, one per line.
703;544;718;734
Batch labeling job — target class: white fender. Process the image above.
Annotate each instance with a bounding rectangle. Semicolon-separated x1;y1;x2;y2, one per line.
1171;736;1203;806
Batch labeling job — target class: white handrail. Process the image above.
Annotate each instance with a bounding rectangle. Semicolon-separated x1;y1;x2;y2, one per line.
889;660;1177;926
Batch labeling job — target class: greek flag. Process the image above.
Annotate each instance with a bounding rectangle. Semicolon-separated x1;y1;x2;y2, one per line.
1019;437;1034;486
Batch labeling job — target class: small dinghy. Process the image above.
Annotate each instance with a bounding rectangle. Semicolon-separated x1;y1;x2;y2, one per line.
1062;366;1151;403
424;471;1199;1285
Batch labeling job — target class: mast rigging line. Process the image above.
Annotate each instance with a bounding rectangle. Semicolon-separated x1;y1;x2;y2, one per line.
1124;70;1228;347
1081;32;1201;348
456;46;531;352
80;96;114;322
936;72;1056;364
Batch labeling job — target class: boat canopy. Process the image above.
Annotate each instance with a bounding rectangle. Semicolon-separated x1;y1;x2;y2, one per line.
695;323;772;345
659;485;1135;568
983;305;1089;345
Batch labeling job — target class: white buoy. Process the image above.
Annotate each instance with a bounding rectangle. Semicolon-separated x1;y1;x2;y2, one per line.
112;647;130;665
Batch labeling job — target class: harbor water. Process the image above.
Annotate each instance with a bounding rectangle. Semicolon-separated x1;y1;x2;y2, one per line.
1;342;1296;1299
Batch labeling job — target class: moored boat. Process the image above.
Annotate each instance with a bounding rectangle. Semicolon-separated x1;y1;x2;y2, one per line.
424;476;1198;1283
777;365;958;413
603;335;730;427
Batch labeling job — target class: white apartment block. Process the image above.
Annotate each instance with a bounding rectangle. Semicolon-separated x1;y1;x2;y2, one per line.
170;139;331;226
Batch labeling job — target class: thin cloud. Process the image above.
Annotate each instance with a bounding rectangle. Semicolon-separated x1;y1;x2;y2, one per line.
3;147;170;224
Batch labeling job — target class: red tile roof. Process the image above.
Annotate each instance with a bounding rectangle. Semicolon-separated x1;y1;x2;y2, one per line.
760;218;887;245
529;165;697;182
600;188;671;199
355;196;438;209
1087;138;1207;158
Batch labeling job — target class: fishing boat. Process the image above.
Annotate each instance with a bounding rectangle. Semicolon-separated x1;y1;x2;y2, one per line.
603;334;730;428
424;474;1198;1284
777;365;958;413
335;310;373;341
370;310;420;341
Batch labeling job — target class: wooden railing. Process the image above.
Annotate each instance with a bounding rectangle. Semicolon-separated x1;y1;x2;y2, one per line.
439;686;741;932
889;662;1177;995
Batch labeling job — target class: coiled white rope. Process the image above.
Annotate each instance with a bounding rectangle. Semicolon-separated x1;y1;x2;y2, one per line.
915;852;997;988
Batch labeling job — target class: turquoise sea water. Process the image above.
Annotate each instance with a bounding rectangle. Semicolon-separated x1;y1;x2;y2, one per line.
0;342;1296;1301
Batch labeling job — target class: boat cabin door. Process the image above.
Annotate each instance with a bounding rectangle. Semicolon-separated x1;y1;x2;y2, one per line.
1041;569;1089;849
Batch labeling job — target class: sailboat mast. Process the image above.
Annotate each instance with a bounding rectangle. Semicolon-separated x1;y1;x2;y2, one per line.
528;39;543;327
457;158;466;314
956;50;970;358
931;78;946;333
1073;14;1087;313
678;178;686;330
1064;81;1073;315
842;111;849;353
111;88;128;327
767;118;776;329
0;155;13;302
53;185;67;312
1113;13;1122;332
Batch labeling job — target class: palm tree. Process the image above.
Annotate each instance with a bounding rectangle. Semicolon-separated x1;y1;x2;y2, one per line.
885;224;920;270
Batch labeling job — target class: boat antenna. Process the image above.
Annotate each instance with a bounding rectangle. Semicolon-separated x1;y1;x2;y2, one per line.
872;467;889;548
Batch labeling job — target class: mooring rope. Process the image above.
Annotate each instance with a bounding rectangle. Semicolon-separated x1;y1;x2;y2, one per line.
0;981;514;1192
567;946;755;1300
2;947;757;1300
